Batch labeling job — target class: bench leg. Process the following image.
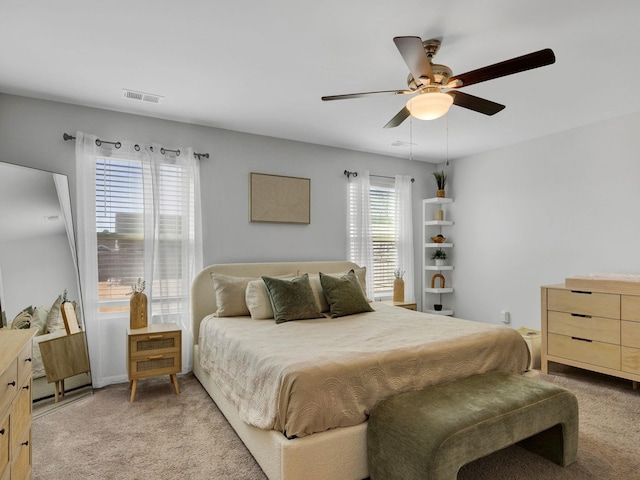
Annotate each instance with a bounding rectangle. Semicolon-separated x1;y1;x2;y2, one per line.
519;423;578;467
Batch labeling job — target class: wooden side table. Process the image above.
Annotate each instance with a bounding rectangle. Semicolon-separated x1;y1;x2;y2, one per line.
127;323;181;402
381;300;417;311
39;332;91;403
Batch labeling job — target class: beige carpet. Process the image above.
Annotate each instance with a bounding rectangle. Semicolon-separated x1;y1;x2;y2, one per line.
33;365;640;480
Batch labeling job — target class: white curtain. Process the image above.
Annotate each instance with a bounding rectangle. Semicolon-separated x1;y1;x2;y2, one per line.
75;132;202;387
395;175;415;302
347;171;374;299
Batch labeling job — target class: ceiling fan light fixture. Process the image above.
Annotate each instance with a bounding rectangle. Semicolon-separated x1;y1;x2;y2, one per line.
406;92;453;120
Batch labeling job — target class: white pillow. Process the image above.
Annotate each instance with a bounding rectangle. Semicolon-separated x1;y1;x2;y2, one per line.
46;295;66;333
245;279;275;319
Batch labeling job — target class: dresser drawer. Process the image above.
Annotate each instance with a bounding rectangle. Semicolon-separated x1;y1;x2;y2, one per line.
548;333;620;370
621;320;640;348
548;311;620;344
0;412;8;478
622;346;640;374
548;289;620;318
621;295;640;321
129;352;181;379
10;379;31;456
129;330;181;357
17;341;33;387
11;429;30;480
0;363;17;416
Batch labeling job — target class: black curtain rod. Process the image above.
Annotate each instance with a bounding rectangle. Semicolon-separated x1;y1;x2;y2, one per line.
63;133;210;160
344;170;414;183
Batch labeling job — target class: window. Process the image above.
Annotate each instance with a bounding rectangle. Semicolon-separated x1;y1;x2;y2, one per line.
96;158;193;313
369;178;397;295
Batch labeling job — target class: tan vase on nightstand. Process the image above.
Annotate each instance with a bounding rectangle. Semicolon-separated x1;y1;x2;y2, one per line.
130;292;148;329
393;278;405;302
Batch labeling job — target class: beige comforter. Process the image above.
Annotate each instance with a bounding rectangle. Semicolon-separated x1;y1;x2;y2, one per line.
198;303;528;438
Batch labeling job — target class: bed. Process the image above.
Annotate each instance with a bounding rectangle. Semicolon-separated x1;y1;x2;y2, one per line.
191;261;529;480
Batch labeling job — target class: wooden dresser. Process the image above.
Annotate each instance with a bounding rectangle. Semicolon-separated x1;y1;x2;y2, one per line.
541;283;640;386
1;329;37;480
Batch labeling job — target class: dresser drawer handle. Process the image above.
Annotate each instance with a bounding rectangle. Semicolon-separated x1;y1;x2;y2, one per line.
570;290;592;295
22;385;30;390
21;440;29;447
7;381;16;387
148;355;164;360
148;334;164;339
571;313;592;318
571;336;593;343
25;357;32;362
0;428;5;435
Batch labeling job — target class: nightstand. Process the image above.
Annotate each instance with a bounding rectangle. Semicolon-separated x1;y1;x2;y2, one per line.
127;323;181;402
381;300;417;311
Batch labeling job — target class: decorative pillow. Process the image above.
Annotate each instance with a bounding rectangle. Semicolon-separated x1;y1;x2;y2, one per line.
262;274;322;324
210;273;254;317
32;306;50;335
320;270;374;318
307;274;330;312
245;279;276;320
46;295;66;333
11;307;34;330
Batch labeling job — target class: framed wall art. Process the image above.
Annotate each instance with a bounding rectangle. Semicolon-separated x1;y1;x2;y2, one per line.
250;173;310;224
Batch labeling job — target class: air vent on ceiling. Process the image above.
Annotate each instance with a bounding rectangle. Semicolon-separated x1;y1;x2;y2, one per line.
122;89;164;104
391;140;416;147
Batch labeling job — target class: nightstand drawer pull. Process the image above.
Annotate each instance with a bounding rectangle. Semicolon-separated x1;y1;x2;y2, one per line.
25;357;32;362
0;428;5;435
571;313;592;318
7;381;16;387
571;336;593;343
148;334;164;339
148;355;164;360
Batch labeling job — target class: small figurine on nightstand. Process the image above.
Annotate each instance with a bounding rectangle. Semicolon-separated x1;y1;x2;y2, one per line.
393;269;405;302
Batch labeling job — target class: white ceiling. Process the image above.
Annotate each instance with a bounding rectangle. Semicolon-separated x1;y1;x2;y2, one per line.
1;1;639;163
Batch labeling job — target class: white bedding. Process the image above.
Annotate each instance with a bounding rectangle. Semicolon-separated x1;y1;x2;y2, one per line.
198;302;529;438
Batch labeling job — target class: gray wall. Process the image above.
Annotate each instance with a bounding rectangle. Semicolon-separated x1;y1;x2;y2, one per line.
445;111;640;330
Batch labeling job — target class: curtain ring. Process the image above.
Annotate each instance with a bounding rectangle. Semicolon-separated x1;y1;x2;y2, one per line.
176;149;181;157
95;139;102;147
115;142;121;149
134;144;140;151
160;147;166;155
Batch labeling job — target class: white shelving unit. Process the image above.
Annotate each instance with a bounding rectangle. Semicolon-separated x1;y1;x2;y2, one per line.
422;197;454;316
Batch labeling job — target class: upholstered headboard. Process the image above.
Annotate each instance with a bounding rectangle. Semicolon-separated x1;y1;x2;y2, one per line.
190;260;360;345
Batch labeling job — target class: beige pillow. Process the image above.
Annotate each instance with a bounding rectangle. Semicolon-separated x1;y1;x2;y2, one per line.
307;274;330;312
245;279;275;319
46;295;66;333
210;273;254;317
32;307;50;335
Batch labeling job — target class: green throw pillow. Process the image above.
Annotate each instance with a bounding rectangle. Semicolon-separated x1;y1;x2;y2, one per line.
262;274;322;324
319;270;374;318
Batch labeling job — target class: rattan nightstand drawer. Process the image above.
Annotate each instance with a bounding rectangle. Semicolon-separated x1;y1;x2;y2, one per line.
129;352;181;379
129;330;180;358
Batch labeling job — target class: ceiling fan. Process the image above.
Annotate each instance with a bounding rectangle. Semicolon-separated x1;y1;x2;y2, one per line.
321;36;555;128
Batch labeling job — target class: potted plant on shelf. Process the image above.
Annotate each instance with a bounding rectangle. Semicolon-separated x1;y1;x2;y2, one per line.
432;170;447;198
431;249;448;266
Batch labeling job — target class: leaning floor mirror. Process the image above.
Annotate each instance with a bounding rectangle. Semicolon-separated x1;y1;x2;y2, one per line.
0;161;92;417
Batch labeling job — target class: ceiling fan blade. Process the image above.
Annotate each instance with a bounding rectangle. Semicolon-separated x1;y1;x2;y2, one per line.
393;36;434;85
448;48;555;88
384;106;411;128
322;89;413;101
448;91;505;115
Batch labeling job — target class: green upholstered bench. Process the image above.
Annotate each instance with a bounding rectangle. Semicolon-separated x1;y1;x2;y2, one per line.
367;371;578;480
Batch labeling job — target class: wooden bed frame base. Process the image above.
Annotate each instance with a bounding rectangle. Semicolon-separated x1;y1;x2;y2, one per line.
193;347;368;480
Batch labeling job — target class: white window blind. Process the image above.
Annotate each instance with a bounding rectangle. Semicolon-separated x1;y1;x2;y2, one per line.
369;178;397;295
96;158;191;313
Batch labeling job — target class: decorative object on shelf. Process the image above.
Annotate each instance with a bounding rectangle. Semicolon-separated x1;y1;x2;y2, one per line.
393;269;405;302
431;234;446;243
433;170;447;198
433;304;443;311
434;209;444;221
129;278;148;329
431;249;448;266
430;273;446;289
